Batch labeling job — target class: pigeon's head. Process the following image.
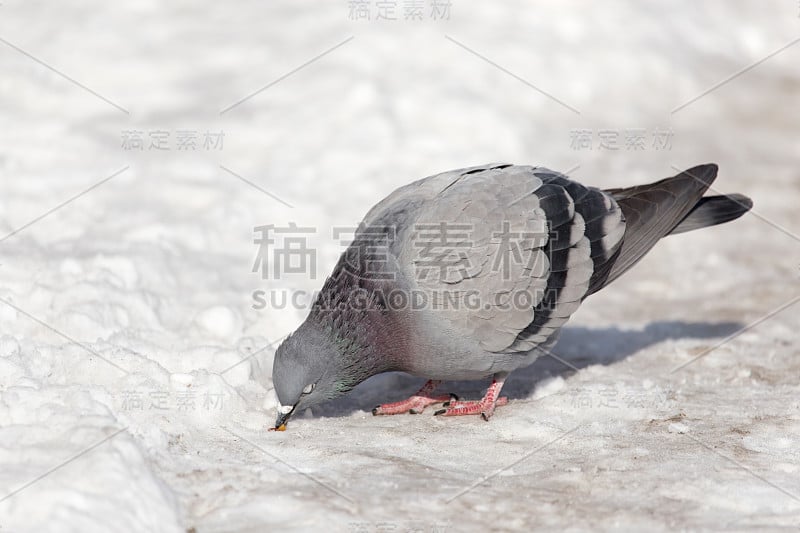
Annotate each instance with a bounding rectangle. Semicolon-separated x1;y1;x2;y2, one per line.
271;322;345;430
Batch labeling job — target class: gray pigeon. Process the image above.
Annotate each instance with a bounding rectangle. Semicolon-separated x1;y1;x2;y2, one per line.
271;163;751;428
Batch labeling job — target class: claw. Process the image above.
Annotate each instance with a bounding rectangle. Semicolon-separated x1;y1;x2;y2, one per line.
442;393;460;408
375;377;508;420
432;377;508;420
372;380;451;416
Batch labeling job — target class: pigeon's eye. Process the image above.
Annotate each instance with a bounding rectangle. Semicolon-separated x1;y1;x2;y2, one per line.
302;383;315;394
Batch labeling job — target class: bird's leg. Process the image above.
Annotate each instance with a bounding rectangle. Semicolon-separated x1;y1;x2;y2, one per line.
372;380;456;415
434;374;509;421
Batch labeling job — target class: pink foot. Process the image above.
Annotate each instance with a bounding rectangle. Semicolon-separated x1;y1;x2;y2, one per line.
372;380;456;415
434;376;508;420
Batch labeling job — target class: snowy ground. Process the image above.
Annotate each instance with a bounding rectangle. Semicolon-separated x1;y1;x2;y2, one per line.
1;1;799;531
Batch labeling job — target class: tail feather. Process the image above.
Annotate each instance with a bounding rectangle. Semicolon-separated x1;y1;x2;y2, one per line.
590;163;751;294
668;193;753;235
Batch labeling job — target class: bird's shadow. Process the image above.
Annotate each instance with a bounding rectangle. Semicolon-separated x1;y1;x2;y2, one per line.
308;320;742;418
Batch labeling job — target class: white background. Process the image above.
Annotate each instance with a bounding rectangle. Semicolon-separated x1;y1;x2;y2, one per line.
0;1;799;531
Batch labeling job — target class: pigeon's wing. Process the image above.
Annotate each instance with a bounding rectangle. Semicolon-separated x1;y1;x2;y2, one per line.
361;163;511;230
383;164;625;353
506;169;626;352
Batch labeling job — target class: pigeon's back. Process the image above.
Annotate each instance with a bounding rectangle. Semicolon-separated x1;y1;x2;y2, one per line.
350;163;750;378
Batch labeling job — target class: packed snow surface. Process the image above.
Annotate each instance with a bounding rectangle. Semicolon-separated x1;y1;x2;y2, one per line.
1;1;799;531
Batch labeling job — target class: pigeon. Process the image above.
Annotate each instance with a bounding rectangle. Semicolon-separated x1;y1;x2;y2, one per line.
270;163;752;429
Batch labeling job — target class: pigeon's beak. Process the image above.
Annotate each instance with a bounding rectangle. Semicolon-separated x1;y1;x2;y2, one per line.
273;412;290;430
270;404;294;431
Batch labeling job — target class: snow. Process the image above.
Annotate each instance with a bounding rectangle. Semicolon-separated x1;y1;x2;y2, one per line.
1;1;799;531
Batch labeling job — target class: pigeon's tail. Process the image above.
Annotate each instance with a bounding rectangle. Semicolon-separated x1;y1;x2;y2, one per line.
594;163;752;292
667;193;753;235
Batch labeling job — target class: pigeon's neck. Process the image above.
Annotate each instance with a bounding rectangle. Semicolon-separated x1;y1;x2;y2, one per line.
308;277;397;391
308;314;391;394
